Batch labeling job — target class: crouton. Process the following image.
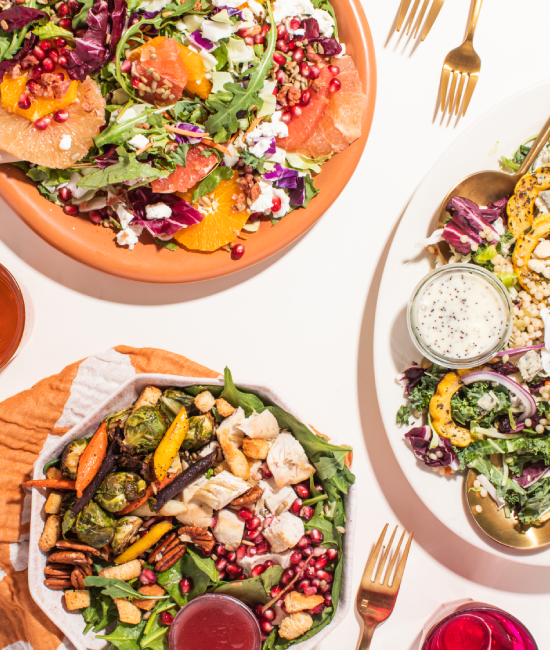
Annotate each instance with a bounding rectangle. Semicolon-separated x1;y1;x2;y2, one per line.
215;398;236;418
133;584;166;611
284;590;324;614
65;590;91;611
114;598;142;624
218;431;250;479
99;559;142;581
132;386;162;412
39;515;62;552
44;491;64;515
46;467;64;480
278;612;313;640
194;391;216;413
242;439;270;460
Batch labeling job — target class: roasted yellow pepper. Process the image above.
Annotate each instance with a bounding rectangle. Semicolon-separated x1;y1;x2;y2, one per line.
114;520;172;564
429;372;474;447
153;407;189;482
513;213;550;291
507;166;550;239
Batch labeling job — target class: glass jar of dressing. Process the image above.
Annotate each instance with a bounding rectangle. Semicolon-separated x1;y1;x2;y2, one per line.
407;264;512;369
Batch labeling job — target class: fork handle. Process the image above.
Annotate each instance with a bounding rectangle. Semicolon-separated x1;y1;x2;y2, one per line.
465;0;484;42
358;622;377;649
515;113;550;177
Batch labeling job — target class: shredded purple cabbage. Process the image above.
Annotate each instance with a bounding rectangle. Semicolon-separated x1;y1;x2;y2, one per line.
0;6;46;30
263;163;298;183
405;426;460;470
516;461;549;488
189;30;215;51
173;123;206;145
211;6;244;20
128;188;203;238
263;164;306;206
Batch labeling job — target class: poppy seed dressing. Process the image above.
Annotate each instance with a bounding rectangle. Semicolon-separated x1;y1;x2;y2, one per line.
414;271;507;360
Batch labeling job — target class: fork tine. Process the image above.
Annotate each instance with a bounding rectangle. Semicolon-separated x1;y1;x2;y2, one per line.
390;531;414;590
421;0;445;41
383;528;405;585
461;73;479;116
374;525;397;584
405;0;421;35
447;71;458;115
454;73;466;116
439;66;450;112
396;0;413;32
413;0;431;39
360;524;388;586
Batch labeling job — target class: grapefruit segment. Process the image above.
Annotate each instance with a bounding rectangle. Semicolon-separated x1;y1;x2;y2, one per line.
151;144;218;193
174;173;249;251
0;76;105;169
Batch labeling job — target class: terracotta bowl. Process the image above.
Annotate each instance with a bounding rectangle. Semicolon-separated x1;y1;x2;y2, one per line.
0;7;376;283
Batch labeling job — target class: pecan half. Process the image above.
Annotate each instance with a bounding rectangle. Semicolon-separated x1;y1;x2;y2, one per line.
44;578;73;590
231;486;264;507
48;551;93;566
55;540;104;556
155;542;187;572
44;563;73;578
178;526;215;553
70;565;92;590
147;532;177;565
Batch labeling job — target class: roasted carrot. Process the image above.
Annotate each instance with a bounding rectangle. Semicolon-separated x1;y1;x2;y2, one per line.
118;483;155;515
21;479;76;490
75;422;108;498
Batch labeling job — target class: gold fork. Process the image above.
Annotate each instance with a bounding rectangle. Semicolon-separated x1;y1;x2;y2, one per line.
396;0;446;41
356;524;413;649
439;0;484;116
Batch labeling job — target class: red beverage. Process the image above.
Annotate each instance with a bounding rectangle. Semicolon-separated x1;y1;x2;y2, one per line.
422;606;538;650
0;264;26;370
169;594;262;650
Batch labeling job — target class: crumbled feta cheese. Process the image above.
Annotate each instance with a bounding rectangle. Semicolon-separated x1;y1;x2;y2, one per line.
534;239;550;259
272;0;314;23
517;350;543;382
212;0;242;6
249;136;275;158
540;306;550;349
139;0;170;11
116;204;135;229
128;134;150;150
111;88;130;104
201;20;234;41
227;37;255;64
477;392;499;413
200;49;218;71
117;104;148;124
247;0;264;16
311;8;334;37
59;135;72;151
493;216;505;235
246;111;288;145
145;202;172;220
223;143;240;168
272;187;291;218
116;225;142;250
249;180;274;213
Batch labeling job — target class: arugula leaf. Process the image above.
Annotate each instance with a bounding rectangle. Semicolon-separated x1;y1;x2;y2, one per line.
192;166;233;202
96;620;146;650
94;106;166;148
26;166;71;186
77;147;169;190
301;174;319;208
170;143;189;167
32;22;75;45
213;566;282;604
240;149;265;173
84;576;169;600
71;0;94;29
220;367;265;416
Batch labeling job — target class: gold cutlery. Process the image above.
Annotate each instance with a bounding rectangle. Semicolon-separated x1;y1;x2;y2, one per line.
356;524;413;649
439;0;484;116
396;0;446;41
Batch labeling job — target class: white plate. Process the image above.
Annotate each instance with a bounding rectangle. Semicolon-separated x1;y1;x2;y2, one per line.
28;374;356;650
373;79;550;567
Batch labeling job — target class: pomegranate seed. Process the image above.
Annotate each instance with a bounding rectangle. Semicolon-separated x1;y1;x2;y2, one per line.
275;69;286;85
57;187;72;202
290;551;302;565
57;3;69;17
329;78;341;92
319;579;330;593
290;17;300;29
255;541;269;554
17;93;31;110
262;24;270;36
317;570;333;583
263;608;275;622
302;545;314;557
58;55;69;68
276;24;287;37
262;516;274;530
68;0;83;13
276;39;288;53
33;45;46;61
271;585;283;599
58;18;72;29
259;620;273;634
281;568;295;585
55;72;65;81
291;105;302;117
179;577;192;593
120;59;132;74
139;569;157;585
309;65;320;79
271;195;282;213
254;34;264;44
247;546;257;558
254;605;264;618
88;210;102;224
59;46;72;58
284;32;291;41
131;76;140;88
215;557;228;571
42;57;55;73
53;109;69;123
287;40;297;51
214;544;226;557
34;116;51;131
264;560;275;568
311;578;321;588
300;506;314;520
315;556;328;570
328;65;340;76
160;612;173;626
261;463;272;478
297;579;310;593
40;40;52;52
290;498;302;515
292;47;304;63
244;36;254;46
231;244;245;260
238;573;246;580
21;60;31;70
313;547;327;557
236;545;247;560
49;50;59;63
315;483;324;493
324;593;333;606
251;564;267;577
245;529;262;541
202;548;213;557
246;516;262;530
297;536;309;548
239;508;253;521
226;551;237;563
273;51;286;66
327;548;338;562
310;529;324;544
281;111;292;125
310;602;325;615
30;66;43;80
218;570;226;581
303;586;318;597
53;37;67;48
304;566;316;580
299;62;310;79
226;563;240;577
295;484;310;499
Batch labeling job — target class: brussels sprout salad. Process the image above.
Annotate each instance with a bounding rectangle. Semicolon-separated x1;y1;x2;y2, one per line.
23;369;354;649
0;0;367;259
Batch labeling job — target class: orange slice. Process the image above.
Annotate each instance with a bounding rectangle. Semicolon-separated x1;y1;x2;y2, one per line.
179;45;211;99
174;173;249;251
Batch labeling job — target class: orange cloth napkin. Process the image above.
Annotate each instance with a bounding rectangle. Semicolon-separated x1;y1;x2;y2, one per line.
0;346;218;650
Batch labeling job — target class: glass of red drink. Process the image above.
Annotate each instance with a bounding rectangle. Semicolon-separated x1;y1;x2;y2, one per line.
0;264;32;371
169;593;262;650
422;605;538;650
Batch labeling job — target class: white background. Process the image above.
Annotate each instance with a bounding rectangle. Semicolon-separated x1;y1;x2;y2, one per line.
1;0;550;647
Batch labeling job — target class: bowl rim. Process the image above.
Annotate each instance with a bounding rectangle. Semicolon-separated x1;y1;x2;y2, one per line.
28;373;356;650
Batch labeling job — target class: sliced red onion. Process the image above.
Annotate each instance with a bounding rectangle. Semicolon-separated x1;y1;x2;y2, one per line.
475;474;505;509
496;344;545;357
461;370;537;422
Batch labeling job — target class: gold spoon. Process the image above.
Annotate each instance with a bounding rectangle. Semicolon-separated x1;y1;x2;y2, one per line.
437;113;550;229
465;468;550;550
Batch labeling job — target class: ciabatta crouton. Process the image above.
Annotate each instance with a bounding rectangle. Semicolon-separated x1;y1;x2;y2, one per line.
39;515;61;552
46;467;64;480
134;584;166;611
242;439;270;460
114;598;142;624
194;391;216;413
279;612;313;640
215;398;236;418
99;559;142;581
65;590;90;611
45;491;64;515
284;590;324;613
132;386;162;412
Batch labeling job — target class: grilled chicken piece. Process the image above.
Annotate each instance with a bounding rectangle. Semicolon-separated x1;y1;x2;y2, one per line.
267;432;315;488
263;512;305;553
193;470;250;510
239;410;280;440
212;509;245;551
259;478;296;516
176;476;214;529
237;550;292;576
217;407;246;447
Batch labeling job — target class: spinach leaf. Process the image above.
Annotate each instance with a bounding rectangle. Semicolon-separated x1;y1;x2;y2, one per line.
220;367;265;416
140;611;172;650
187;547;219;582
192;165;233;202
184;385;224;398
178;553;211;600
84;576;169;600
82;588;118;634
157;557;187;606
96;620;146;650
305;502;341;550
213;565;282;604
301;174;319;208
43;457;61;475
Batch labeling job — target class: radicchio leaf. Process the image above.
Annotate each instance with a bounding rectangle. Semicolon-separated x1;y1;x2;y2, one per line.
128;187;203;238
398;362;426;395
481;196;509;222
0;6;46;30
516;461;549;488
317;37;342;56
95;146;119;168
0;33;37;82
405;426;459;470
442;218;482;255
301;17;319;40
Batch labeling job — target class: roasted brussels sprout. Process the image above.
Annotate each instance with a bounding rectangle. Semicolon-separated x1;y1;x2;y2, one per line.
61;494;77;537
160;389;197;418
75;501;115;548
111;515;143;555
95;471;147;513
60;437;88;480
180;414;214;451
105;407;132;439
124;406;171;455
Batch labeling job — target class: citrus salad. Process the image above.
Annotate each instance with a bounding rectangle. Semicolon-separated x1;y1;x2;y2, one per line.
0;0;366;257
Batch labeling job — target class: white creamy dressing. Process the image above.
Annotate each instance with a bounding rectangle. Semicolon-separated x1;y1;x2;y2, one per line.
414;271;508;360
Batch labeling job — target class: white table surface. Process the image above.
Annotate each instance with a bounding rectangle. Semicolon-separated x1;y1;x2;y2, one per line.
1;1;550;648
